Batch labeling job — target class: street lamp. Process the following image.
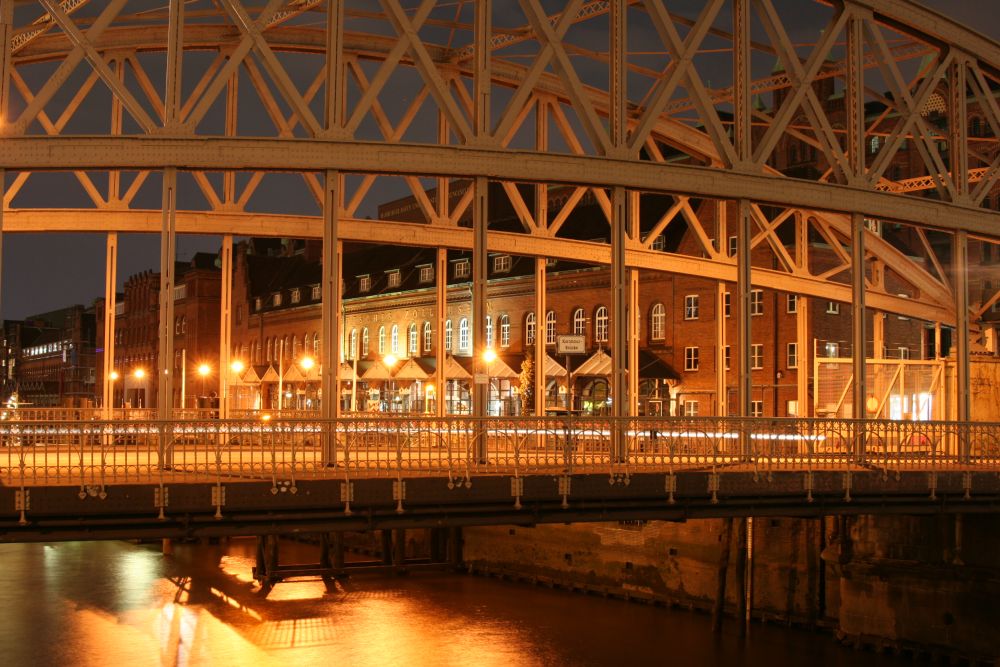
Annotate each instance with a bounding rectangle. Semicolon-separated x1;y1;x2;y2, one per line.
483;348;497;415
197;363;211;405
108;370;119;413
133;368;145;408
383;354;398;412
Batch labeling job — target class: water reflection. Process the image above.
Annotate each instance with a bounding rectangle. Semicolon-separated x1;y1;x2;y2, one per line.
0;539;903;666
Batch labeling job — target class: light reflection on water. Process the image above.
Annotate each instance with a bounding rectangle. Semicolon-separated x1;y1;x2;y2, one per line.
0;539;902;666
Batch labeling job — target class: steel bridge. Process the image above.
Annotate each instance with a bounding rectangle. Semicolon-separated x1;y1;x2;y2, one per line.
0;2;999;538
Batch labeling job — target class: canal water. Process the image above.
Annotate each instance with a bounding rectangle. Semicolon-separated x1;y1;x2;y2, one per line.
0;539;903;666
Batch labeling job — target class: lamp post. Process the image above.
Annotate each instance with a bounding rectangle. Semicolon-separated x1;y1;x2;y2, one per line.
197;363;211;412
108;370;119;412
133;368;145;409
382;354;398;412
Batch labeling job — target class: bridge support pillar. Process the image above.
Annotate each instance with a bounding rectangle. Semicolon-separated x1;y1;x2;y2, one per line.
447;526;463;569
331;531;345;571
711;518;734;633
393;528;406;571
735;517;748;637
381;529;393;566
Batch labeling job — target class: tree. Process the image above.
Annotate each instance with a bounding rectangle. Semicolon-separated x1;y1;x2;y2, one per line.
519;344;535;415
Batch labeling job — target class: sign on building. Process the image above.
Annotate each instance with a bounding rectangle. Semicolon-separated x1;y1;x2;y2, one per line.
556;335;586;355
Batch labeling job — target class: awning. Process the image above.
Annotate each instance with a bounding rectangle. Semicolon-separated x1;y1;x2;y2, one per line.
360;361;395;380
394;357;430;380
487;356;519;379
339;362;359;381
260;365;280;383
544;354;567;378
639;349;681;382
282;364;306;382
573;349;613;377
447;355;473;379
240;364;267;384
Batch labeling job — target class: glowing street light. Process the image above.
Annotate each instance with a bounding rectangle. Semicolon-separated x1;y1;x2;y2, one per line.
197;363;211;401
299;356;315;371
230;359;245;374
482;349;497;415
132;368;146;408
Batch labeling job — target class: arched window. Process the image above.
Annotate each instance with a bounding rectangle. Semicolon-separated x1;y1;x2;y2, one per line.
283;335;290;359
459;318;469;351
292;335;300;358
572;308;586;336
595;306;609;343
304;333;312;355
378;326;386;355
174;317;181;334
180;316;187;334
391;324;399;354
266;338;274;363
650;303;666;340
545;310;556;345
423;322;432;352
362;328;370;357
349;329;358;360
312;332;320;359
445;320;453;351
499;314;510;348
408;323;418;355
525;312;536;346
486;315;493;348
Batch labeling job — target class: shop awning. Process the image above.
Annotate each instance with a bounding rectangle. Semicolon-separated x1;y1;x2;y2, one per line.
639;349;681;382
488;356;520;379
240;364;267;384
573;349;613;377
339;362;359;381
282;364;306;382
260;365;280;383
544;354;567;378
394;357;431;380
360;361;395;380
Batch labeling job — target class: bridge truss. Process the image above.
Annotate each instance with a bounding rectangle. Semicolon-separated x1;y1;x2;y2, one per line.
0;0;998;458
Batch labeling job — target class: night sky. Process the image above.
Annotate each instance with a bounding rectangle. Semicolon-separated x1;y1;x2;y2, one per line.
1;1;997;321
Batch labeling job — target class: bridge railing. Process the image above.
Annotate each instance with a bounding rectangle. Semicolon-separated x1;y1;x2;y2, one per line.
0;416;997;487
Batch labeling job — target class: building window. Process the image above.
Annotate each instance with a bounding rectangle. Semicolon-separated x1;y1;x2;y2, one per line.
546;257;558;268
378;326;386;355
499;315;510;348
573;308;586;336
312;285;321;300
454;260;470;279
358;275;371;293
684;346;699;371
525;312;536;346
459;318;469;351
825;342;839;357
313;333;320;358
869;135;880;153
419;265;433;284
787;342;798;369
651;234;665;251
595;306;609;343
423;322;432;353
291;288;301;304
387;270;400;288
273;292;282;307
408;323;418;355
683;400;698;416
750;289;763;316
684;295;699;320
751;344;763;369
725;345;731;370
493;255;511;273
729;235;738;257
546;310;556;345
236;304;243;325
826;301;840;314
724;292;731;318
751;400;764;417
650;303;666;340
787;400;799;417
899;346;910;360
445;320;453;351
349;329;357;360
362;328;370;357
174;317;181;335
786;294;797;313
486;315;494;349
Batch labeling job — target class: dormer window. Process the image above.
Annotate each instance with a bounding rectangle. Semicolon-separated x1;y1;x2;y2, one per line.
291;288;301;304
311;285;321;300
418;265;433;284
387;270;400;288
273;292;282;307
358;275;371;293
546;257;557;268
255;297;262;311
454;260;470;279
493;254;511;273
651;234;665;251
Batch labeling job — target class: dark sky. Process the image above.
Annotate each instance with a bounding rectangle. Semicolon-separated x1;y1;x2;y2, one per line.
1;1;997;321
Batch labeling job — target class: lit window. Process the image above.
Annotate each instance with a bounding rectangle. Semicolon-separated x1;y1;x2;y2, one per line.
786;294;797;313
595;307;609;343
525;312;536;346
869;135;881;153
499;315;510;348
408;323;418;355
825;342;839;357
459;318;469;351
493;255;512;273
684;346;699;371
378;326;386;355
751;344;763;369
683;400;698;416
650;303;666;340
454;260;470;279
362;328;369;356
546;311;556;345
391;324;399;354
349;329;357;360
899;346;910;360
651;234;665;251
826;301;840;315
684;295;699;320
423;322;432;352
387;270;400;288
419;266;433;283
787;342;798;369
573;308;586;336
291;288;301;304
750;289;763;316
312;285;321;300
358;275;371;293
486;315;494;348
751;400;764;417
273;292;282;307
445;320;453;351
